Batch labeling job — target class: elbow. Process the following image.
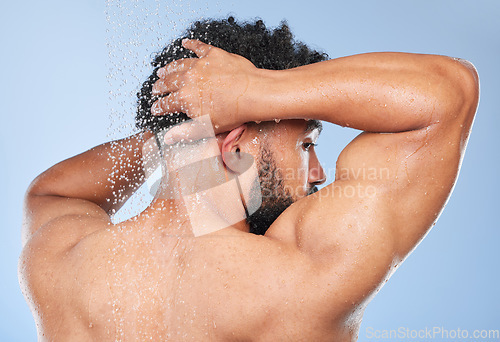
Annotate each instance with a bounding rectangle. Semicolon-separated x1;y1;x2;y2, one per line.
456;58;479;109
25;169;56;197
444;57;480;121
22;182;39;246
419;56;479;128
25;172;45;198
22;176;49;245
25;178;40;198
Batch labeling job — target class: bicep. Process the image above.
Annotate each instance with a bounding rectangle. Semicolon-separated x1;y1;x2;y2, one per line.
289;121;469;311
335;123;464;256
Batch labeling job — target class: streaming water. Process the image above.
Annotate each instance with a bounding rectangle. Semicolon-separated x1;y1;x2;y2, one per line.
106;0;220;222
104;0;223;339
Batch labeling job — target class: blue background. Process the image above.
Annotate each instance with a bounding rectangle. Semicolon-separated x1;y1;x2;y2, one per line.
1;0;498;340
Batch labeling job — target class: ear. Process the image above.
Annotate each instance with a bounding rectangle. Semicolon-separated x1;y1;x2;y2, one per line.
221;125;246;173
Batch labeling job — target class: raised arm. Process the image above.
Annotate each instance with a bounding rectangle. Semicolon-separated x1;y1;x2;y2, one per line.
152;40;479;311
251;53;477;132
276;53;478;314
152;40;477;136
253;52;479;249
22;131;153;246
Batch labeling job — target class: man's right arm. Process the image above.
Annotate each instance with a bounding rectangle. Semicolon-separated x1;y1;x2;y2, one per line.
151;41;479;315
151;40;478;257
259;53;479;311
258;53;479;247
254;53;477;131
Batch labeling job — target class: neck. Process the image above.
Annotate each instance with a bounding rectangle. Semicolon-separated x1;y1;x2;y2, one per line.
140;180;250;237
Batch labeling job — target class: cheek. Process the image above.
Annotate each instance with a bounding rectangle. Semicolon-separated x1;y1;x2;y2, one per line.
286;153;309;185
298;152;310;176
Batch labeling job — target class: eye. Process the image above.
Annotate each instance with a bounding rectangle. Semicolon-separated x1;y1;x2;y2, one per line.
302;142;317;152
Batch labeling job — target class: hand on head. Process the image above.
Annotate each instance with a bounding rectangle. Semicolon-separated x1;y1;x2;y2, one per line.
151;39;259;135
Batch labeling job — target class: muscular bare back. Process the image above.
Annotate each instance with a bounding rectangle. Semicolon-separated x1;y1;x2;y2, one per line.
23;200;366;341
19;22;478;342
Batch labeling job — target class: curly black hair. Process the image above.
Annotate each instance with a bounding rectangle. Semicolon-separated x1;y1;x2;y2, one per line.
136;16;329;132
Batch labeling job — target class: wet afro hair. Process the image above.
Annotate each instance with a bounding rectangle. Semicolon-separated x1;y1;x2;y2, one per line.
136;16;329;132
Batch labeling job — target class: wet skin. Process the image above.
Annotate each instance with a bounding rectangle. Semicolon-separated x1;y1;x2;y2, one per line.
19;41;479;341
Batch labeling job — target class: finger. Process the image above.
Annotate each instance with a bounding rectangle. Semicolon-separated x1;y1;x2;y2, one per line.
182;39;212;58
151;92;182;116
157;59;195;78
152;73;182;96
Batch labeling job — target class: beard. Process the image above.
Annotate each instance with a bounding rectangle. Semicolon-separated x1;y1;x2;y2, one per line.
246;146;318;236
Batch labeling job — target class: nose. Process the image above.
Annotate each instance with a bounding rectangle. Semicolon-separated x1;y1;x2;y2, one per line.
308;152;326;186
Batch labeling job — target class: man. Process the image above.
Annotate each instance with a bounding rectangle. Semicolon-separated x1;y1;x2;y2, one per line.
19;17;478;341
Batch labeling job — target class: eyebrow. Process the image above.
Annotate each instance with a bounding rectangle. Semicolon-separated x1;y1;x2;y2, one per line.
305;119;323;135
